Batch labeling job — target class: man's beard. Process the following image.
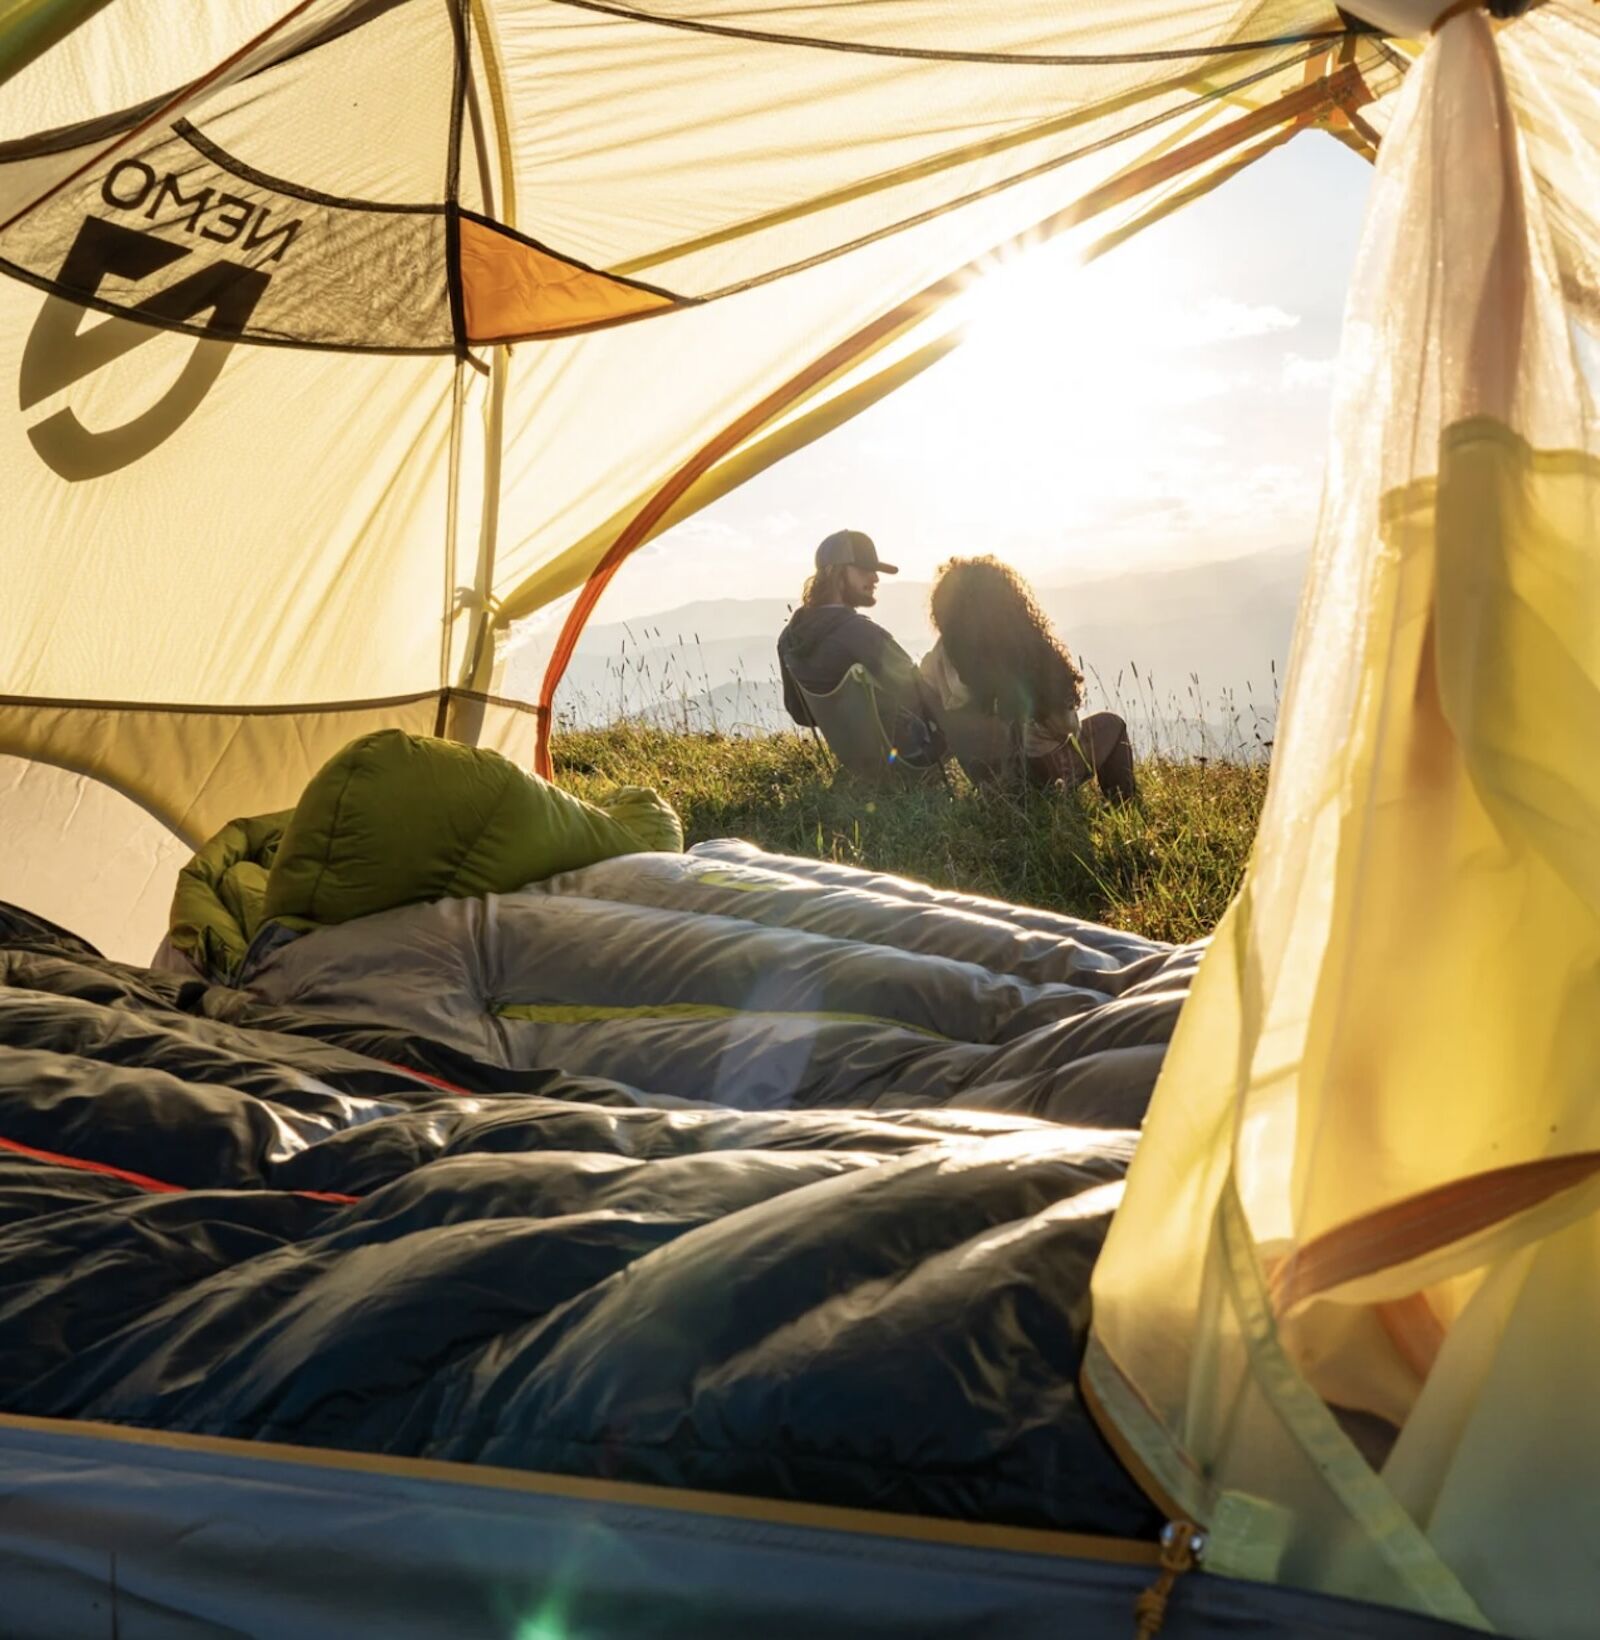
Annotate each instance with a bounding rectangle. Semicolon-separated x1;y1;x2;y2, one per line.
846;584;876;608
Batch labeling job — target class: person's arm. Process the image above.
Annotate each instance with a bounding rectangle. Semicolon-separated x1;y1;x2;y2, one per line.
861;623;946;761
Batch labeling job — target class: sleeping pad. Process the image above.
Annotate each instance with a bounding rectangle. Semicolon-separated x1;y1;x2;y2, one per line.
236;839;1202;1126
0;897;1159;1540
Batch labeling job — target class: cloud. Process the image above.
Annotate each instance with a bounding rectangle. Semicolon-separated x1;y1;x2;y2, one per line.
1234;462;1313;510
1167;299;1301;348
1178;427;1227;450
650;517;743;551
1148;366;1252;406
1281;352;1338;390
1060;457;1318;560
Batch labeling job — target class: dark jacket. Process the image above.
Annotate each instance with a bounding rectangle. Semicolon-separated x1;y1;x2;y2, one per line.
778;606;906;719
777;605;942;762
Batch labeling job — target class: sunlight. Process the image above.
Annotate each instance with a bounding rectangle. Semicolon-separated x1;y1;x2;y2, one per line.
953;239;1158;421
903;241;1227;557
951;235;1300;433
857;228;1315;582
955;238;1136;379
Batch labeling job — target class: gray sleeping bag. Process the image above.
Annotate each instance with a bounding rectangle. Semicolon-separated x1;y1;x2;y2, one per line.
240;840;1201;1125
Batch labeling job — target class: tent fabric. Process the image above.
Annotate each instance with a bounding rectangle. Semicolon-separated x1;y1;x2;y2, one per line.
0;754;196;963
0;692;543;844
0;690;543;968
0;2;1586;833
0;1;1407;932
1356;5;1600;332
1086;13;1600;1640
0;1420;1490;1640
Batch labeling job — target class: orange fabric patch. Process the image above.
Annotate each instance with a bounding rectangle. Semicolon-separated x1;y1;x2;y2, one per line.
458;216;674;342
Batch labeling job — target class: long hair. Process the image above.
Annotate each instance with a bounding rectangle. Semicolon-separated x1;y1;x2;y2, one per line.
802;563;851;608
929;556;1082;722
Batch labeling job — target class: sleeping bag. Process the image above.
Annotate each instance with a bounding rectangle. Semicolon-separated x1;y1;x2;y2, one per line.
166;730;682;979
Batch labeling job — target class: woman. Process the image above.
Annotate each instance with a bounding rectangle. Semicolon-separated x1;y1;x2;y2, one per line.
921;556;1137;801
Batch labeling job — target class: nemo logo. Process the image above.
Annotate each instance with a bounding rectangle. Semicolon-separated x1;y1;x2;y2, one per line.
20;162;299;480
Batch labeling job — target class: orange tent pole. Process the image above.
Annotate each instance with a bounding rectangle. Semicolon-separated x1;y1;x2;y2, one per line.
532;62;1372;777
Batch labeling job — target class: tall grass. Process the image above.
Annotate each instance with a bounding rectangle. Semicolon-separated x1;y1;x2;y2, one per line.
556;632;1281;765
561;624;779;738
548;630;1273;943
556;723;1266;945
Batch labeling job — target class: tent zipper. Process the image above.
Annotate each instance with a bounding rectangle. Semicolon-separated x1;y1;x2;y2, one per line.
1133;1519;1206;1638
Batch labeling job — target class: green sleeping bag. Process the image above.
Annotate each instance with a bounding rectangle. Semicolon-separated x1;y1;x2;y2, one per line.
168;809;295;980
168;730;682;978
266;729;682;925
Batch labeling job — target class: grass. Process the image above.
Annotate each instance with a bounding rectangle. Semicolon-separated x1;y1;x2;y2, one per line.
555;723;1267;945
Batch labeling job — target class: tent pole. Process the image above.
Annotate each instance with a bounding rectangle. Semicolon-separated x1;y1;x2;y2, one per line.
460;351;507;697
439;361;468;734
456;0;518;701
529;61;1372;779
0;0;115;89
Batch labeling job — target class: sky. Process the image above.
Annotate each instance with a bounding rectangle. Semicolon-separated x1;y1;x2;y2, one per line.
568;130;1375;625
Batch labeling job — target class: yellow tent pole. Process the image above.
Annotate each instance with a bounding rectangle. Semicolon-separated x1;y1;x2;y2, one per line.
455;0;517;697
573;118;1301;587
528;61;1371;775
0;0;115;87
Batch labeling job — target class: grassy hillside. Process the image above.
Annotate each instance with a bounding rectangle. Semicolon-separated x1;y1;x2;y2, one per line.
555;725;1267;944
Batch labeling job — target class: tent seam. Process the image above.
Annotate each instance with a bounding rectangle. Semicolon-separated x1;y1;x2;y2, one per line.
537;0;1380;67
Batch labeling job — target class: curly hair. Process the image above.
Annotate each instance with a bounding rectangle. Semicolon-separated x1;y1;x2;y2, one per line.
929;555;1082;723
802;564;851;608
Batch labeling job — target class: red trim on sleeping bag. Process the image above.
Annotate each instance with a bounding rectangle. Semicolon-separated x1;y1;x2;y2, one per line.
386;1065;470;1096
0;1134;360;1205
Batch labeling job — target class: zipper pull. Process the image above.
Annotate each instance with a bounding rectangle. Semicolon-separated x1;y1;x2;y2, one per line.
1134;1519;1206;1638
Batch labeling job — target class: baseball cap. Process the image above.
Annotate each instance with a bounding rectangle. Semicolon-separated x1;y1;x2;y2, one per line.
815;528;898;576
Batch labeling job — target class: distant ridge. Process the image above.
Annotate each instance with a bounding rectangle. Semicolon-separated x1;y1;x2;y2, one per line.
509;543;1307;753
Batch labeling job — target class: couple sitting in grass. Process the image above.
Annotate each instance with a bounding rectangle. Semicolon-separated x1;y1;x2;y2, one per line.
777;528;1137;801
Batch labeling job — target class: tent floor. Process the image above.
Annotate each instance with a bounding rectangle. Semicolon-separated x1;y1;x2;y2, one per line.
0;1414;1488;1640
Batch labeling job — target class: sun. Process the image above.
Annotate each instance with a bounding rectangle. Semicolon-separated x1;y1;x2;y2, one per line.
952;236;1172;410
953;238;1087;356
893;238;1181;546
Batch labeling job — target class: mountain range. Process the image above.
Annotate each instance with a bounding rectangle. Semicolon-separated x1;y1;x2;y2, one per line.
510;543;1308;757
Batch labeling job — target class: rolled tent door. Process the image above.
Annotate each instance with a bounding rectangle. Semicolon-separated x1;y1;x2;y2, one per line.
1087;14;1600;1639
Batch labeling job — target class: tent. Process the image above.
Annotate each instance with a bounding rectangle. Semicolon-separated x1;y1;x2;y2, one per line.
0;0;1417;958
0;1;1596;1636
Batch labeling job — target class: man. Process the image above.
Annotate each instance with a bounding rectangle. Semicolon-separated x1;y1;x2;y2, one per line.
777;529;942;764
